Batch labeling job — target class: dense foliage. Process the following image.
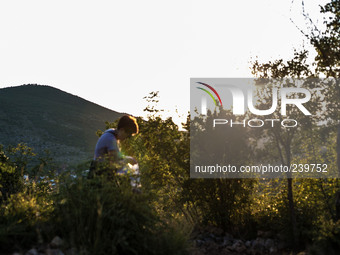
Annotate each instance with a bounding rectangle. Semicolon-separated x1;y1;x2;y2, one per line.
0;1;338;254
0;86;339;253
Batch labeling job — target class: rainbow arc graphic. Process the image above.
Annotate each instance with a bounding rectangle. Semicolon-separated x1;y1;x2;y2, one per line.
196;82;223;107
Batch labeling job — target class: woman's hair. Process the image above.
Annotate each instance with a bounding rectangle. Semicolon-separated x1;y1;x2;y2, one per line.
117;115;139;135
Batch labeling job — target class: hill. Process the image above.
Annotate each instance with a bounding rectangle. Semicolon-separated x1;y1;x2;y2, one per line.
0;84;123;166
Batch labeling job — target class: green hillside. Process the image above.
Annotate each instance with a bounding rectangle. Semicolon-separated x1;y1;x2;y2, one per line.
0;84;123;165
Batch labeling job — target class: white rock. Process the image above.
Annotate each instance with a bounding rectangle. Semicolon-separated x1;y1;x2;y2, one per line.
50;236;63;248
25;249;38;255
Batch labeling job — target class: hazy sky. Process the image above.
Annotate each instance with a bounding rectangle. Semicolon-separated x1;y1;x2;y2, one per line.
0;0;327;126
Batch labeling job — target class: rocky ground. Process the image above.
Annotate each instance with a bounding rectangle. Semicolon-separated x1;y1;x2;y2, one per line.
7;229;307;255
8;236;74;255
189;226;306;255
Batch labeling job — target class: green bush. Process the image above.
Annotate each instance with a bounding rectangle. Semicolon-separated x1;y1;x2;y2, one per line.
309;218;340;255
53;174;189;255
0;144;55;252
0;148;24;203
0;181;54;252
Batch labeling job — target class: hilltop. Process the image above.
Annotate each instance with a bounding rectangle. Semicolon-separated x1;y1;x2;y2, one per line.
0;84;123;166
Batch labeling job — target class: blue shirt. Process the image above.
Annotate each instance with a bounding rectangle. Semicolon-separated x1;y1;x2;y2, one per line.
93;129;120;161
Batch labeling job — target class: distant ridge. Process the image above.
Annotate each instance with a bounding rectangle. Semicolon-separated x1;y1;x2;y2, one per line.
0;84;123;165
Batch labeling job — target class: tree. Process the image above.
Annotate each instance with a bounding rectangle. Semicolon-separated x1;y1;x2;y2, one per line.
297;0;340;174
188;105;256;233
313;1;340;177
0;146;22;204
251;51;325;246
250;0;340;248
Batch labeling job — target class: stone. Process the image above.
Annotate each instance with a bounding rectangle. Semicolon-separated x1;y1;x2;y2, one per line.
65;248;77;255
265;238;275;250
25;249;38;255
235;245;247;253
50;236;63;248
190;250;205;255
45;249;65;255
220;248;233;255
232;240;246;253
202;236;214;244
269;246;278;254
222;236;233;247
252;238;266;253
245;240;252;247
204;239;219;251
196;239;206;247
225;245;234;252
232;239;243;246
53;250;64;255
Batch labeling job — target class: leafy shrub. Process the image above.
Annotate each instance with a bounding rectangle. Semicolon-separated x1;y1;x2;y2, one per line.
0;181;54;252
309;218;340;255
0;148;24;203
0;144;58;252
53;174;189;255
